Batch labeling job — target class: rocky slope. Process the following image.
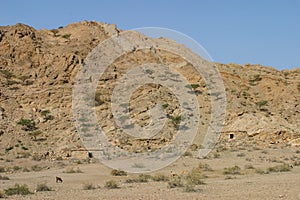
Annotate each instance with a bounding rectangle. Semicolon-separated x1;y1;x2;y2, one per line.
0;21;299;162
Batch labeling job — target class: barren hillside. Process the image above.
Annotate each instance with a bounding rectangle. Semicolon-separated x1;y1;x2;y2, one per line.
0;21;299;163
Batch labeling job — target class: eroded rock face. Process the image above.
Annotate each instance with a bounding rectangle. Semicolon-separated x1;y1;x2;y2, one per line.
0;21;299;160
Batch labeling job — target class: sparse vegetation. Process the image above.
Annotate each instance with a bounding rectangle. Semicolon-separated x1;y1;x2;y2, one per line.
261;150;268;154
41;110;54;121
5;146;13;152
83;183;96;190
223;165;241;175
249;74;262;85
244;164;255;169
169;115;182;125
111;169;127;176
18;75;30;82
125;174;152;183
17;118;34;126
237;152;245;157
168;176;184;188
213;152;221;158
61;34;71;39
29;130;42;141
256;100;268;108
17;118;37;131
13;166;21;171
225;175;236;180
186;168;206;185
41;109;50;116
184;184;198;193
255;168;268;174
0;175;9;180
185;84;200;90
183;151;192;157
4;184;32;196
23;167;30;172
162;103;169;109
31;165;43;172
63;167;83;173
267;163;291;173
104;180;119;189
136;174;151;182
151;174;169;182
0;70;15;79
22;146;29;150
36;183;52;192
0;167;5;173
198;163;213;171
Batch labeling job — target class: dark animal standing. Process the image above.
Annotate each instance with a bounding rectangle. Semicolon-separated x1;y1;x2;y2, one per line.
56;176;63;183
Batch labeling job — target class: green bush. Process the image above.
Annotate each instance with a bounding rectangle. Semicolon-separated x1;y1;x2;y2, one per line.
169;115;182;125
4;184;32;196
41;110;50;116
17;118;37;131
185;84;200;90
18;118;34;126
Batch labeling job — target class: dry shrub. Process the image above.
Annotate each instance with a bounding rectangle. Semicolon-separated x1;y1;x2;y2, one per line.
104;180;119;189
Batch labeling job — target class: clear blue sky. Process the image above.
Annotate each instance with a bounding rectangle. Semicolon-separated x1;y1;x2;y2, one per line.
1;0;299;70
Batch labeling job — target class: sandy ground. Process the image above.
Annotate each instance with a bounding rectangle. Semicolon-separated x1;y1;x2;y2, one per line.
1;146;300;200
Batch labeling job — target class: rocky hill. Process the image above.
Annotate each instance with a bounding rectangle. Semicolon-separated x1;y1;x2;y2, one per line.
0;21;299;162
